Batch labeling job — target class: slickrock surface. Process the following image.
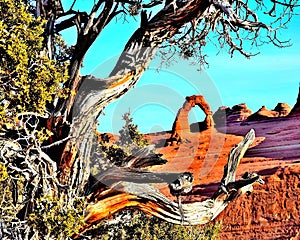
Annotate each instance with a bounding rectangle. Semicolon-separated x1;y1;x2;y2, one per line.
147;88;300;239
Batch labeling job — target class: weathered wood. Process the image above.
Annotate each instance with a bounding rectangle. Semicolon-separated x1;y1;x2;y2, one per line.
57;0;213;190
56;0;278;198
123;145;168;168
220;129;256;186
78;129;264;236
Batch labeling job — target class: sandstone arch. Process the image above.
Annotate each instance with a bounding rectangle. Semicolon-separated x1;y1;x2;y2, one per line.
167;95;213;145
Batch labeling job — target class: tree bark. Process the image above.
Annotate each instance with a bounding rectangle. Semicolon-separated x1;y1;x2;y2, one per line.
0;1;296;238
76;129;264;236
31;0;273;233
57;0;212;194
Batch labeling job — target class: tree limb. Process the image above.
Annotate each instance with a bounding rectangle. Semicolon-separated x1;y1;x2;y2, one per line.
77;129;263;236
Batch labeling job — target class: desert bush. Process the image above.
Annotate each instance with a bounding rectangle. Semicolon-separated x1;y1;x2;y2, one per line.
28;195;87;240
0;0;69;129
0;167;28;239
93;111;150;170
84;210;222;240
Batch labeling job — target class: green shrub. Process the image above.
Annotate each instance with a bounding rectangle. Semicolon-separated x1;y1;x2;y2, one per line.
0;0;69;129
0;163;8;181
0;172;28;238
84;210;222;240
118;111;149;149
93;111;149;171
28;195;87;239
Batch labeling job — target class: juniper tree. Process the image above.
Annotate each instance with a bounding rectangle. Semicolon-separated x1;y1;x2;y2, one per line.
0;0;298;238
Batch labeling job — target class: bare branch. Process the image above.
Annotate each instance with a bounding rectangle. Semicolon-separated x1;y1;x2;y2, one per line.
41;136;71;150
80;129;264;234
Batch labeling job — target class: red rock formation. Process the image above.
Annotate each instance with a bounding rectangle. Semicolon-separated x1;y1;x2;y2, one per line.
97;85;300;238
219;166;300;239
167;95;213;145
235;103;291;122
213;103;252;126
212;106;229;126
246;105;279;121
290;85;300;116
214;102;292;126
273;102;291;116
150;84;300;239
151;110;300;238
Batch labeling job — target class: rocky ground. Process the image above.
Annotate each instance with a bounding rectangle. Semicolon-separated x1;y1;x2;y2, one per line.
146;90;300;239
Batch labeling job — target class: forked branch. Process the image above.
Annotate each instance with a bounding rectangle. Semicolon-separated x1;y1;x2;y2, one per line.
79;129;263;235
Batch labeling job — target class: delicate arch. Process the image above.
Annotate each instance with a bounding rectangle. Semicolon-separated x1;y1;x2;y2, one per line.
167;95;213;145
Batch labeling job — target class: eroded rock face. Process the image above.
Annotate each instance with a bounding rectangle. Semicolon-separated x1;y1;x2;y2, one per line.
290;86;300;116
247;105;279;121
273;103;291;117
155;84;300;238
219;166;300;239
246;103;292;121
213;103;252;126
214;102;292;125
167;95;213;145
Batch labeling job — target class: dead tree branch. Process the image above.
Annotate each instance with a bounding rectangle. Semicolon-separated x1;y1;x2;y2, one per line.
79;129;263;235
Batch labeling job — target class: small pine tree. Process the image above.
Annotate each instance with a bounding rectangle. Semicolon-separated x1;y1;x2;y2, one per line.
118;111;149;148
95;111;149;168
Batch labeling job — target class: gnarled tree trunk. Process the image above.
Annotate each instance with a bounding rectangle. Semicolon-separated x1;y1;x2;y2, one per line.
1;0;296;237
56;0;212;195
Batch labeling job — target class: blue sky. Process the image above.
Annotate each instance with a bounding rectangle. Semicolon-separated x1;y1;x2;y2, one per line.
62;1;300;133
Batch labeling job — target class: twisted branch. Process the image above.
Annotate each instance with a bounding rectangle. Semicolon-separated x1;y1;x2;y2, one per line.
80;129;264;235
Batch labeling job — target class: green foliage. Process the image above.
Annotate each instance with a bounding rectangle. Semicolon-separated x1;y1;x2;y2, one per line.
0;0;69;128
28;195;87;239
119;111;149;149
34;127;52;144
94;111;149;169
0;163;8;181
0;176;17;220
100;142;129;167
84;210;222;240
0;173;27;237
